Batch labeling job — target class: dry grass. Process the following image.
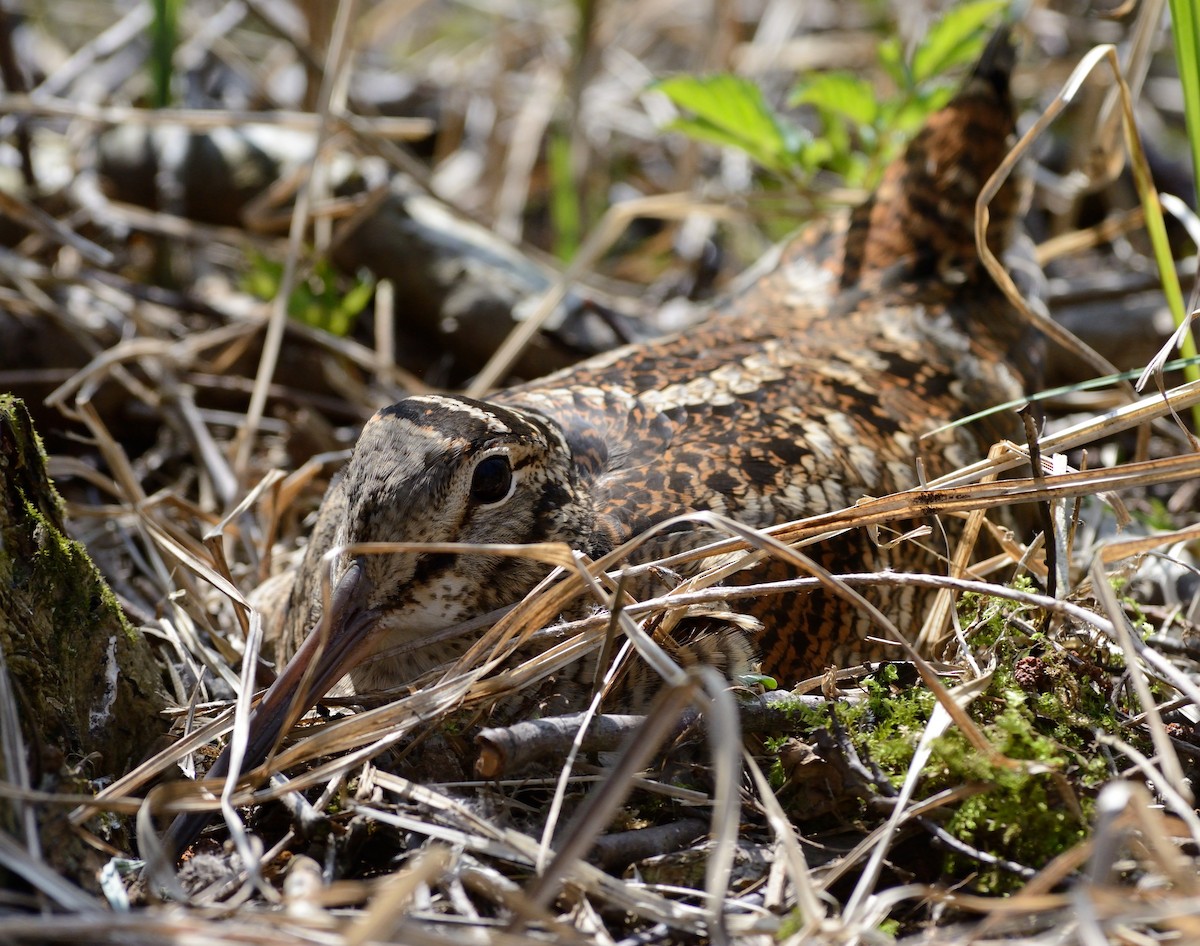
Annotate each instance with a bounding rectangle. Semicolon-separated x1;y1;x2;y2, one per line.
2;0;1200;943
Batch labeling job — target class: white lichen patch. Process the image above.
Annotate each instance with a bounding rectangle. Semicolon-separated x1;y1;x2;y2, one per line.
89;635;119;733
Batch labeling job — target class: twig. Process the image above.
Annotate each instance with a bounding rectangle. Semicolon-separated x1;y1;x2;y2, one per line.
476;692;860;779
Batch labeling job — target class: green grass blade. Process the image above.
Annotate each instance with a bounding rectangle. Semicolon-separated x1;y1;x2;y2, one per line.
1167;0;1200;427
150;0;182;108
1168;0;1200;211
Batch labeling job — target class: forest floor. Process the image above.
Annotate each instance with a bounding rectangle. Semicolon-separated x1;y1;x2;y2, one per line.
2;1;1200;944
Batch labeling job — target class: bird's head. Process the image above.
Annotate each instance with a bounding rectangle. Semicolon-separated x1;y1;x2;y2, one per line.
163;393;596;858
321;393;596;687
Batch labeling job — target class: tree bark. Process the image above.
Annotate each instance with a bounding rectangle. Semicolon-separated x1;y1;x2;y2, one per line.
0;395;165;880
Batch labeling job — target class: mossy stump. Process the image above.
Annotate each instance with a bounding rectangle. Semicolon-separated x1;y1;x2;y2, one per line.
0;395;164;881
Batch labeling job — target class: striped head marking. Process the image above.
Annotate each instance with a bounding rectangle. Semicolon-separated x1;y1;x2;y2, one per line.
325;394;597;684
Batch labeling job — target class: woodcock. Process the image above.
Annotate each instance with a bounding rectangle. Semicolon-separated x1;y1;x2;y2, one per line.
165;28;1041;856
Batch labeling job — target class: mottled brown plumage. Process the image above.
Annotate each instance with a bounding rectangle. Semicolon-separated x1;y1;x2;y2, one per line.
274;29;1034;689
166;30;1040;856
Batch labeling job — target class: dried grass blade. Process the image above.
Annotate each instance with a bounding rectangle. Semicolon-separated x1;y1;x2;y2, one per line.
371;772;711;932
976;43;1133;397
0;636;39;863
1089;554;1189;804
234;0;359;474
0;94;432;138
743;751;824;932
522;677;699;913
345;845;453;946
0;831;101;913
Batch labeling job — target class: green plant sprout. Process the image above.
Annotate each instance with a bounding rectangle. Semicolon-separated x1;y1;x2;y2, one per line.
654;0;1007;186
243;252;375;338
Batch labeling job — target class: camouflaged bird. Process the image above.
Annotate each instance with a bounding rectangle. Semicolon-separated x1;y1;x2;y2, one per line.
271;28;1036;694
165;28;1040;857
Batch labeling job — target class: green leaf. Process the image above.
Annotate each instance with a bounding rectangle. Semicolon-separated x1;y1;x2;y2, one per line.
654;74;806;173
910;0;1008;85
1154;0;1200;426
739;673;778;691
339;274;376;322
791;72;879;127
548;131;580;260
885;84;955;134
877;36;909;90
840;152;871;186
244;253;375;337
662;115;760;159
796;137;834;172
241;251;282;300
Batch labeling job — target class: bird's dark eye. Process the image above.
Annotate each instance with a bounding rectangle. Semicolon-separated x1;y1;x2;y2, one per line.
470;454;513;504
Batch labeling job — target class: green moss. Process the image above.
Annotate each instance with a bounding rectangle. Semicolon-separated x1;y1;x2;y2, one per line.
943;782;1088;894
0;396;165;777
769;696;830;731
929;683;1103;893
755;572;1148;897
777;909;805;939
820;597;1134;893
835;667;937;782
921;592;1126;889
25;498;142;651
958;573;1039;650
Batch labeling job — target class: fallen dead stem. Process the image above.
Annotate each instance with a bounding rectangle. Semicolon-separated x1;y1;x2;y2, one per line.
0;93;434;139
474;693;853;780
